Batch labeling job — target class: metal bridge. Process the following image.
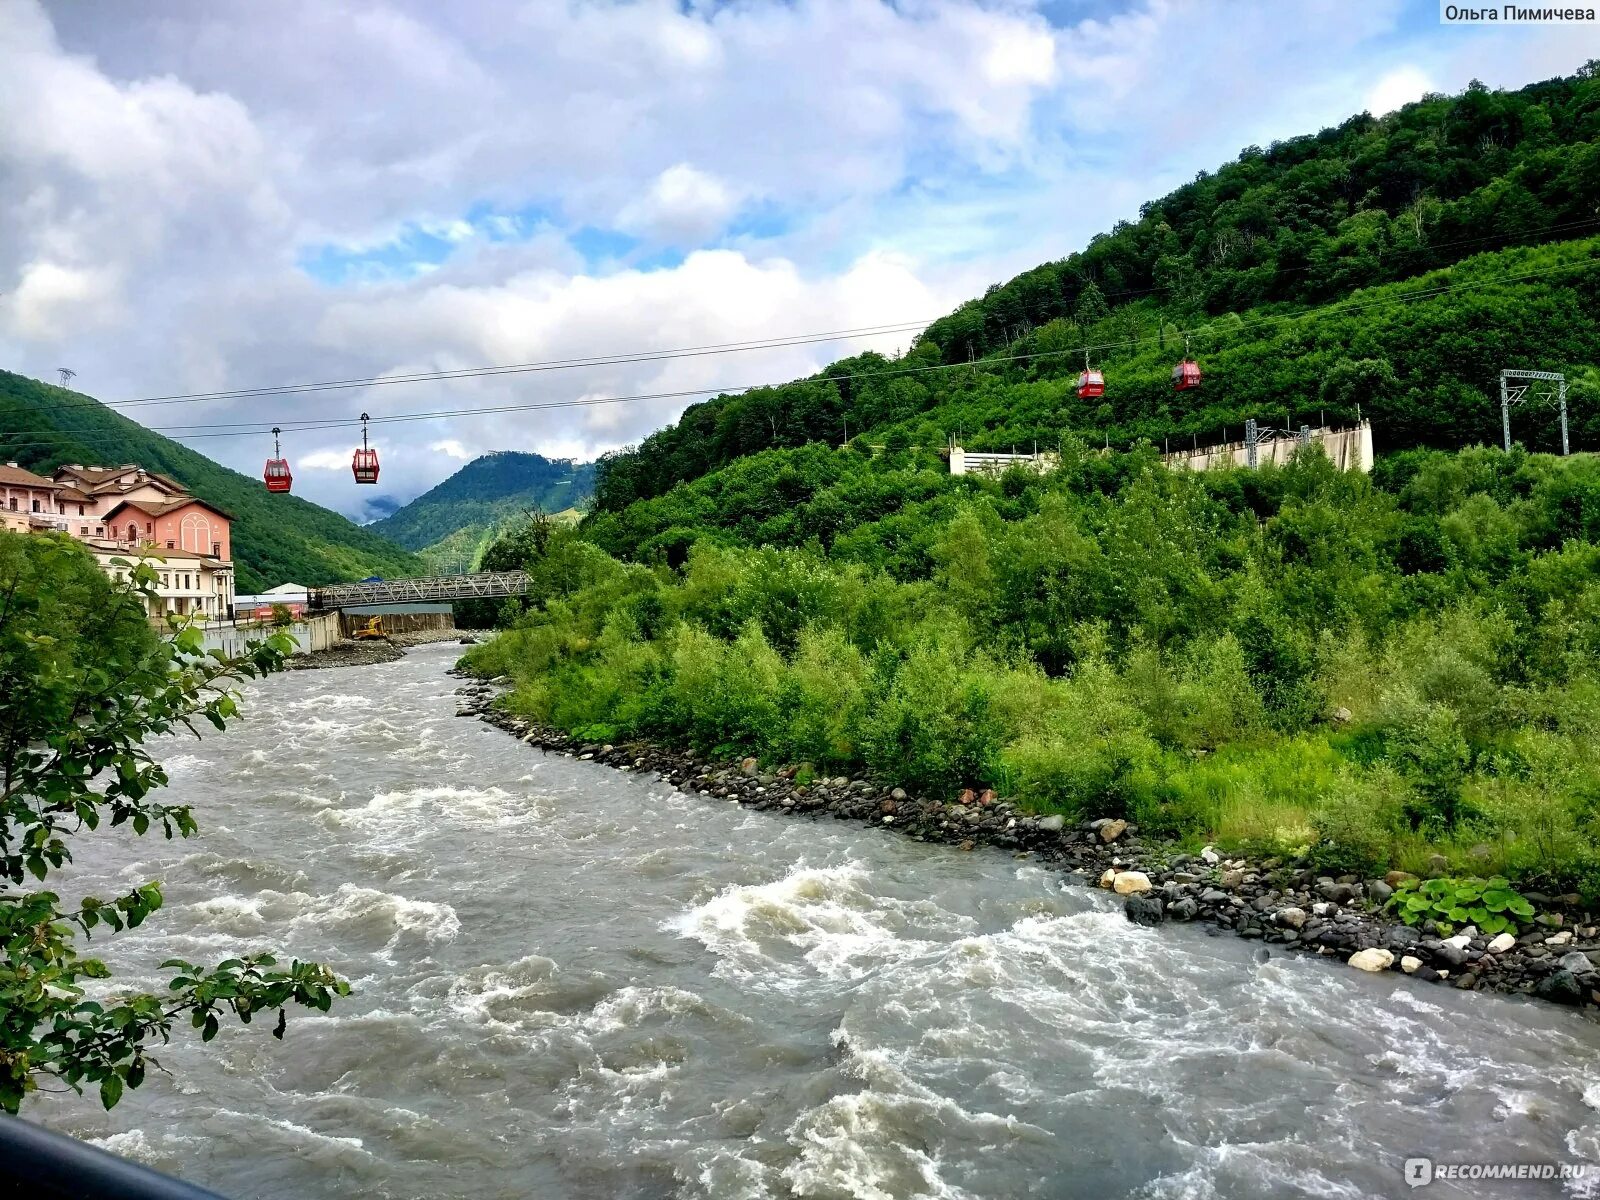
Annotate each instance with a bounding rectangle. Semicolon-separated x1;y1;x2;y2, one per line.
309;570;531;609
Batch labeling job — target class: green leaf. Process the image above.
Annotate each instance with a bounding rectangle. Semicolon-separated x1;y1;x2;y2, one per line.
99;1074;123;1110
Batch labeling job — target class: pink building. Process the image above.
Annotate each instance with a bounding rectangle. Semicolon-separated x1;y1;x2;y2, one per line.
1;462;74;535
1;460;236;620
99;497;232;561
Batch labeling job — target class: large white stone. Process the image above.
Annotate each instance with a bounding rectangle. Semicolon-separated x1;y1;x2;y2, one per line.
1348;948;1395;972
1276;907;1308;930
1099;869;1117;889
1400;955;1423;974
1442;933;1472;951
1487;932;1516;954
1112;871;1153;896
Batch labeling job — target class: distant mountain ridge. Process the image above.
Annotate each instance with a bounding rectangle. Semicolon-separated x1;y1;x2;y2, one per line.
369;450;595;551
0;370;422;592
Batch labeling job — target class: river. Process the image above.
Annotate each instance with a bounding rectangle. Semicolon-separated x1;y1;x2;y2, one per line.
29;645;1600;1199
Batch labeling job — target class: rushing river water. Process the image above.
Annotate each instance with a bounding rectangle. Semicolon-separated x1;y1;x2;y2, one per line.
29;645;1600;1199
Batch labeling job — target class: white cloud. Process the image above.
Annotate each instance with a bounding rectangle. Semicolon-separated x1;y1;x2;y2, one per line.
1366;65;1435;115
298;449;352;472
615;164;742;244
1;0;1594;527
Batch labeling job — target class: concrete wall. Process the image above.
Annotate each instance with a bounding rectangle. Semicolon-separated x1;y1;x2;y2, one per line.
1162;421;1373;474
338;610;455;637
949;447;1062;478
199;611;341;658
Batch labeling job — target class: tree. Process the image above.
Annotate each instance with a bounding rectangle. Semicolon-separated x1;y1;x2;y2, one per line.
0;533;348;1114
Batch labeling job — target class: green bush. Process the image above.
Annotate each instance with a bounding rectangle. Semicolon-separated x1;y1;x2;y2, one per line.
1388;876;1535;936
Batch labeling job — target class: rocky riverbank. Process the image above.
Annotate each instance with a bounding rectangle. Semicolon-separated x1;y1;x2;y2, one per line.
285;627;471;671
453;672;1600;1014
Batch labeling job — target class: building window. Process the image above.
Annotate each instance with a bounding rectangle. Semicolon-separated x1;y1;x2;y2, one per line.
80;526;88;536
32;499;40;512
7;499;15;511
167;540;175;549
78;504;85;516
213;542;221;557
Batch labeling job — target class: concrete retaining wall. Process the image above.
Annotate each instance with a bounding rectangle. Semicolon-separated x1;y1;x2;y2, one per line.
338;610;455;637
198;611;341;658
1162;421;1373;474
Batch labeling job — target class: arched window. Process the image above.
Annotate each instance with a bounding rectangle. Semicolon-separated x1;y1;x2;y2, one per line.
180;512;213;554
126;523;137;543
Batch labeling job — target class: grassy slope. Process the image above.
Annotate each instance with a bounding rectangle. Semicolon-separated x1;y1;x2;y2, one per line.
368;451;595;550
0;371;421;592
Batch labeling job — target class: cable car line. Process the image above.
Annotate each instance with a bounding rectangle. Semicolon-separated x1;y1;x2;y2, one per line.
3;253;1597;459
22;318;938;420
23;216;1600;427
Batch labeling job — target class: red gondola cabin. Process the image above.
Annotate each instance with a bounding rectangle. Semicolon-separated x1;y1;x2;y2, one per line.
352;447;380;484
1172;359;1202;391
263;458;292;493
1077;369;1105;399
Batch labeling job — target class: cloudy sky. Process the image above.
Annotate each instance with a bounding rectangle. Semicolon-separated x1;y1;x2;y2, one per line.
0;1;1590;520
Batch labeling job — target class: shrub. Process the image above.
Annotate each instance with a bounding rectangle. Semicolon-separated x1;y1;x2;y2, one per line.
1309;766;1409;877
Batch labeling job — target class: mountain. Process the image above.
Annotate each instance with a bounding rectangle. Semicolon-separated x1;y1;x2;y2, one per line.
0;371;422;592
591;66;1600;517
368;451;595;551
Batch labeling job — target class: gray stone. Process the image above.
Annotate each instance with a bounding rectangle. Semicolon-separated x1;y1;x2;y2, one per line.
1124;895;1164;927
1536;970;1585;1005
1559;952;1596;977
1317;881;1359;905
1367;880;1393;905
1168;897;1199;920
1384;925;1422;952
1036;815;1066;833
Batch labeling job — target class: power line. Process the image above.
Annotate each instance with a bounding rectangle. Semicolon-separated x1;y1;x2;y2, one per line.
27;215;1600;424
23;318;937;419
3;251;1597;454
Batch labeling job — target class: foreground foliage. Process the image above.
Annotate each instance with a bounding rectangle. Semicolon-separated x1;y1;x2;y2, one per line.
468;446;1600;898
0;533;348;1113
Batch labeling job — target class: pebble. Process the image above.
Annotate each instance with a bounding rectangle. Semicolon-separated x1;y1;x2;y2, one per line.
1487;932;1517;953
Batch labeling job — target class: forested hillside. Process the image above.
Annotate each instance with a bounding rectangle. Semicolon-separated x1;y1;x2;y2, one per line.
594;66;1600;514
368;450;594;551
464;69;1600;899
0;372;421;592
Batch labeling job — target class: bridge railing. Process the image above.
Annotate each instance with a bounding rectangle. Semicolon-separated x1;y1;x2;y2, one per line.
308;570;531;610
